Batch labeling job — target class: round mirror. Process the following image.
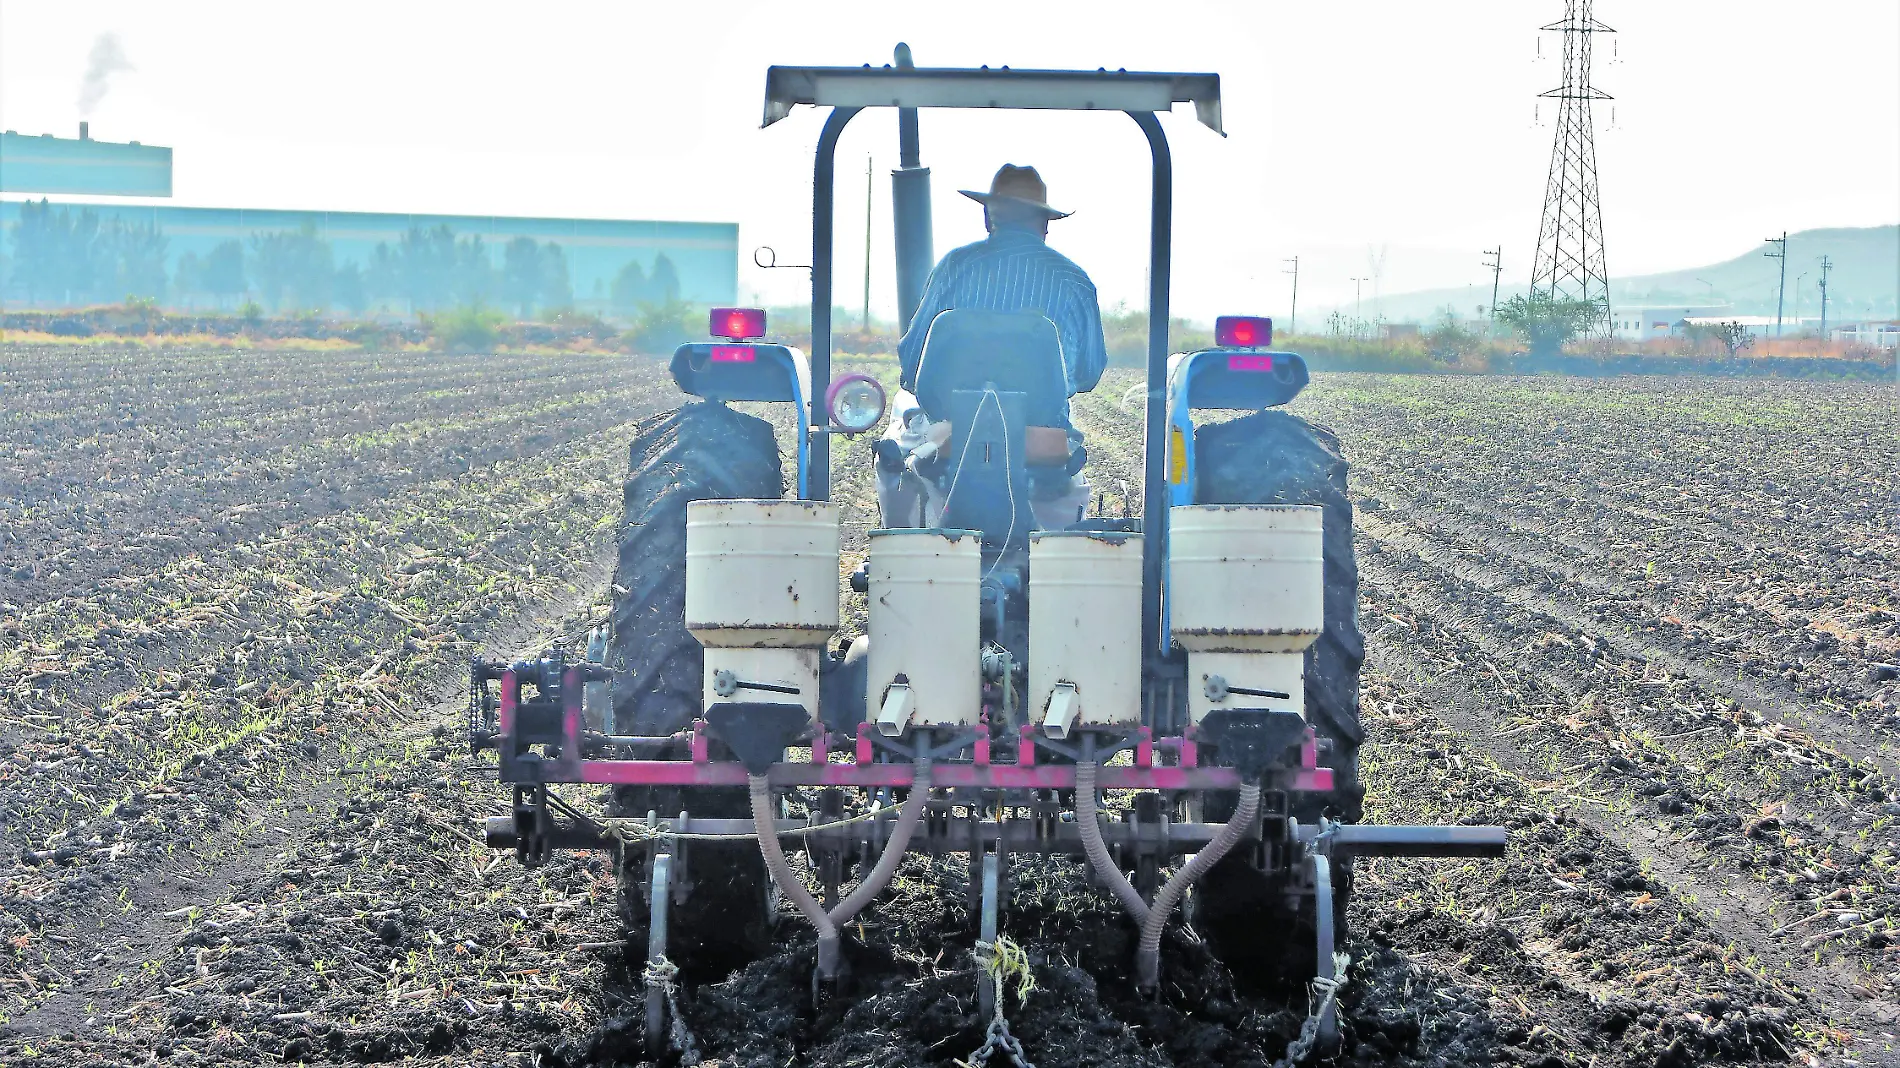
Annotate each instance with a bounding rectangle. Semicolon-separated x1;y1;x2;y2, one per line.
825;373;886;434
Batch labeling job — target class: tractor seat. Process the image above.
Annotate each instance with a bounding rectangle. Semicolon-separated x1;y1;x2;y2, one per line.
908;310;1083;542
912;309;1070;431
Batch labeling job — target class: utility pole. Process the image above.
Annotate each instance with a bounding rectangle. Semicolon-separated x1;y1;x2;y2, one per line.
1763;231;1787;337
863;155;874;333
1482;247;1504;326
1350;276;1369;338
1817;255;1833;338
1283;256;1300;335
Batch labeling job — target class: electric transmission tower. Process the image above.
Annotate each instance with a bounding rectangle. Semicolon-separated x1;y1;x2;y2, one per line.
1530;0;1614;334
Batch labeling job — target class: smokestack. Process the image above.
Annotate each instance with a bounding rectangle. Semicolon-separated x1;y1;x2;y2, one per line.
79;121;90;141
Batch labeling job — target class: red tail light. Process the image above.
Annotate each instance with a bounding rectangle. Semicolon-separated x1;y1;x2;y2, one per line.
711;307;766;341
1215;315;1272;348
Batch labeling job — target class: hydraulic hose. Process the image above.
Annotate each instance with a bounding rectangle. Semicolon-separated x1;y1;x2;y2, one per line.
826;759;931;929
1134;783;1261;990
749;774;837;964
1075;762;1152;924
747;760;932;978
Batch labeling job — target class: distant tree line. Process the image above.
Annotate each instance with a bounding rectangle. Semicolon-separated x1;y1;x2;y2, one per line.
8;200;170;306
610;256;680;316
6;200;686;319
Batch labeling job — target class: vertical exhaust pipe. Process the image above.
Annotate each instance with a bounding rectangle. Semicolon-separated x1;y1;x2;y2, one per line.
890;43;933;334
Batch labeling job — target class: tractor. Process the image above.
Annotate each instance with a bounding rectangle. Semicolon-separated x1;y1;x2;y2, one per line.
470;49;1507;1057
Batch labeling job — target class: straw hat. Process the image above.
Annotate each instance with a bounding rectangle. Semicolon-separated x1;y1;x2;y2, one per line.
959;164;1072;220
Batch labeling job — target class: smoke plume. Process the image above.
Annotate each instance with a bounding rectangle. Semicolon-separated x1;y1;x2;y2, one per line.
77;33;134;116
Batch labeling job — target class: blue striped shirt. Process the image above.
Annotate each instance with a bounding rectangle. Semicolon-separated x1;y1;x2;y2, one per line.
896;226;1108;413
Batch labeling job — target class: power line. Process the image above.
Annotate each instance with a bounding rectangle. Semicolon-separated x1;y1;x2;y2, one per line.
1763;232;1787;337
1530;0;1614;335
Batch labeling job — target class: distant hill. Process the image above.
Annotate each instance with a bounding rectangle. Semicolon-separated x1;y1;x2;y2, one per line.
1351;224;1898;325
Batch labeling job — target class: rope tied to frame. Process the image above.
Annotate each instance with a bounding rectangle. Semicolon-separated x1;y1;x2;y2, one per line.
961;935;1037;1068
603;803;898;843
642;956;702;1065
1274;952;1351;1068
1310;815;1340;850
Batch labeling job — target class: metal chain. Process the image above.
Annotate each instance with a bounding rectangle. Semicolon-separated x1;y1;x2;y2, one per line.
962;937;1037;1068
1274;951;1351;1068
643;957;702;1066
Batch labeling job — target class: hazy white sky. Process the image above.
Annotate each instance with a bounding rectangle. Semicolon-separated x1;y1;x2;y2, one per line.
3;1;1895;322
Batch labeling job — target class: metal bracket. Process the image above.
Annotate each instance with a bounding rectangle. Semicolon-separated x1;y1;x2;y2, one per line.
1037;726;1144;764
864;726;979;763
1131;793;1166;902
512;785;551;867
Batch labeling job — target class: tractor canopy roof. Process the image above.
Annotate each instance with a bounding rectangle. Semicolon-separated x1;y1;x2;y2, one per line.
762;64;1223;134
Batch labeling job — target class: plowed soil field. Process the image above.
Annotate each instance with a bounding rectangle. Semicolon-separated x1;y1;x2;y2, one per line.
2;345;1895;1068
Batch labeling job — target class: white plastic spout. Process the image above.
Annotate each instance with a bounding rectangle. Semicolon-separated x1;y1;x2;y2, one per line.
876;682;916;737
1042;682;1082;739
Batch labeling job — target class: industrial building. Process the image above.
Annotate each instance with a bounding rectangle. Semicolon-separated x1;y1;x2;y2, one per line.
0;124;173;197
1;124;737;314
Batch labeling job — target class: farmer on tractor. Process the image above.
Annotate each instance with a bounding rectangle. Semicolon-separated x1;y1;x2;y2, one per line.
880;164;1107;529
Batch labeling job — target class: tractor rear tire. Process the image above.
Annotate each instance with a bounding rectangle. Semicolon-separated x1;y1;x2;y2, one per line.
1188;409;1365;986
609;401;783;737
607;401;782;979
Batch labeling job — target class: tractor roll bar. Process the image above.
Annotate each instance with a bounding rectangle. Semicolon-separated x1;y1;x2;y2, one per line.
806;105;862;502
1132;111;1172;664
794;72;1214;662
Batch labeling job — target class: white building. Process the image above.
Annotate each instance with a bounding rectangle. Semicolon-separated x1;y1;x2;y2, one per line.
1609;305;1734;341
1830;322;1900;348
